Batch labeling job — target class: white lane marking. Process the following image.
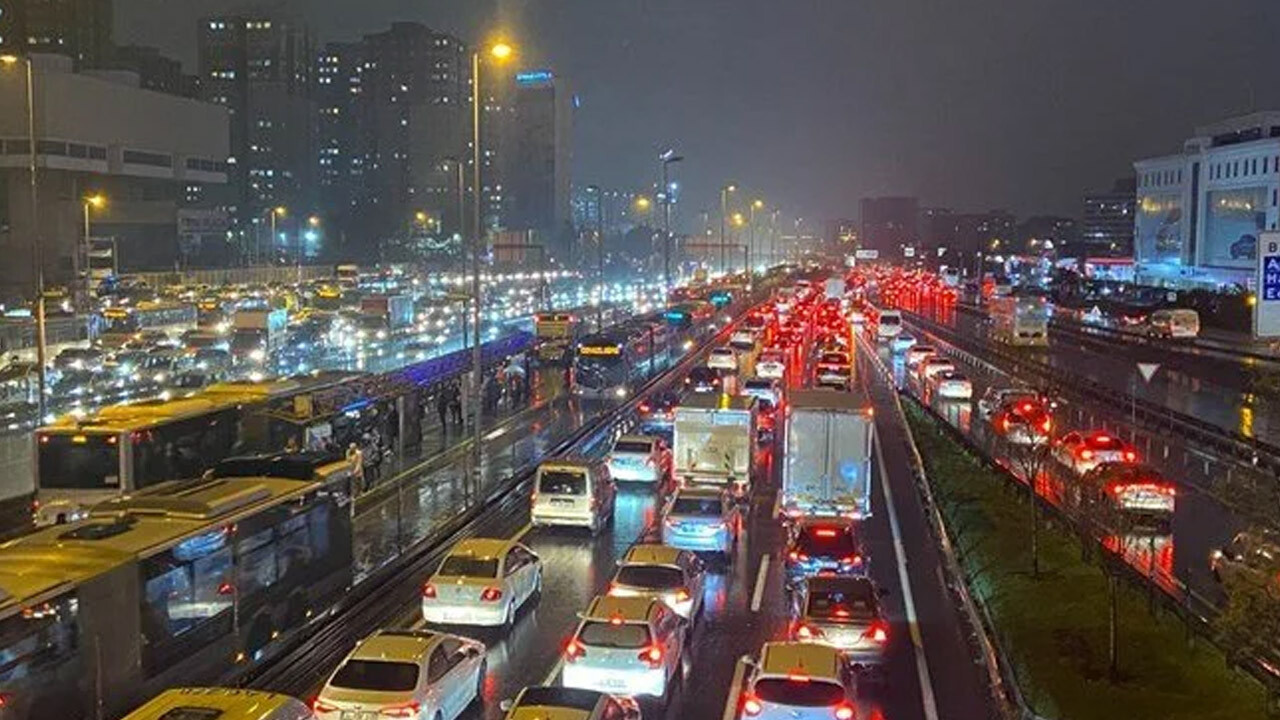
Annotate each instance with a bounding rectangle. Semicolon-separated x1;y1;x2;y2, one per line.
484;425;509;441
874;432;941;720
720;657;748;720
542;656;564;686
750;554;770;612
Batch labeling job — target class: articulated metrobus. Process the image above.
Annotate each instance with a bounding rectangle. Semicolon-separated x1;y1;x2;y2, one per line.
572;315;675;399
32;374;357;525
0;471;354;720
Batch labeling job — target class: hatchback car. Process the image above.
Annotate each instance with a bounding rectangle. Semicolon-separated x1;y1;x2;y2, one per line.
992;398;1053;445
608;544;706;620
638;389;681;424
313;630;485;720
684;366;723;393
661;487;741;557
1052;430;1138;475
562;596;688;700
1078;462;1176;520
784;520;866;586
422;537;543;627
740;642;855;720
707;347;739;372
930;370;973;400
905;344;935;368
531;458;616;534
607;435;671;484
916;356;955;383
755;351;787;380
499;686;641;720
790;576;889;672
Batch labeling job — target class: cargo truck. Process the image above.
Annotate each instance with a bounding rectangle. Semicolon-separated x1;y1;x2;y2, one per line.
230;307;288;363
358;294;414;339
672;393;757;498
780;389;874;520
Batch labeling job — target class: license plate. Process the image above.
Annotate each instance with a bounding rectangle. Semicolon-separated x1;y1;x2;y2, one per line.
601;677;627;689
551;498;574;506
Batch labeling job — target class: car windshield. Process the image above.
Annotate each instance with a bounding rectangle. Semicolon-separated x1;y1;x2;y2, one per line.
671;497;722;516
753;677;845;706
615;565;685;590
613;440;653;454
539;469;587;495
807;589;877;620
439;555;499;578
578;621;651;648
329;660;420;692
744;380;773;391
797;527;857;556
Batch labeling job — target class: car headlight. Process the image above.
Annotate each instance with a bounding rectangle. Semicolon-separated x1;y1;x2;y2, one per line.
377;330;388;340
249;348;266;362
614;387;627;398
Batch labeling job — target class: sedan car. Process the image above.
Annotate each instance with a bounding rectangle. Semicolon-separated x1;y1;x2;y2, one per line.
606;434;671;484
784;519;866;586
930;370;973;400
1078;462;1176;521
422;537;542;627
905;344;936;369
661;486;741;557
707;346;739;372
730;329;756;351
992;398;1053;445
755;351;787;380
313;629;485;720
638;389;681;424
562;596;687;700
500;686;641;720
608;544;706;620
684;366;723;393
740;642;855;720
916;356;955;383
790;576;889;673
1052;430;1138;475
1211;529;1280;585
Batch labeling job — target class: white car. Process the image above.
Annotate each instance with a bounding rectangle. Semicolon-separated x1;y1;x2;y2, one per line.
905;344;935;368
313;630;486;720
931;370;972;400
562;595;687;700
608;544;707;620
740;642;855;719
606;434;671;483
917;357;955;383
755;351;787;380
707;346;739;372
422;538;542;627
1051;430;1138;476
730;329;756;351
741;376;782;409
976;387;1038;422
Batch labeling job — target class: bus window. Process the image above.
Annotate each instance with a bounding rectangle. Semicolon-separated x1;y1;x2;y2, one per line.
37;434;120;490
0;593;83;719
141;539;234;675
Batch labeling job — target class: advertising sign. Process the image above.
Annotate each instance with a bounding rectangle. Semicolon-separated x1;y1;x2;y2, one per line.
854;249;879;260
1205;187;1267;269
1254;232;1280;339
1135;194;1184;265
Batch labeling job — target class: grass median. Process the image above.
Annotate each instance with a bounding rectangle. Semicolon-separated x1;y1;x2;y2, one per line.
902;402;1269;720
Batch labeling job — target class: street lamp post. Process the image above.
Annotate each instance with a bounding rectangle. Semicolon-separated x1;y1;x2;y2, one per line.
81;194;105;309
469;41;515;492
659;150;683;288
719;184;736;275
3;54;47;421
749;199;764;275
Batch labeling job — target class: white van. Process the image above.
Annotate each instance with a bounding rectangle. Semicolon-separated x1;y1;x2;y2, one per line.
123;688;314;720
1143;308;1199;340
531;457;616;534
876;309;903;341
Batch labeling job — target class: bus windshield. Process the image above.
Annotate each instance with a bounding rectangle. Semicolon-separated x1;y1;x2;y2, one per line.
38;434;121;489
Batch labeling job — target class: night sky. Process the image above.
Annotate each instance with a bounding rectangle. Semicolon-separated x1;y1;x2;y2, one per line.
116;0;1280;232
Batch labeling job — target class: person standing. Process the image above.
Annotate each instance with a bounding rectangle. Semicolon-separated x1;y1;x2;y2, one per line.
436;389;449;432
449;382;463;426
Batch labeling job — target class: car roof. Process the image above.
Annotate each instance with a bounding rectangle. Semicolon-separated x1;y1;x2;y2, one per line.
584;594;660;622
349;629;442;663
623;544;684;566
510;686;602;718
448;537;514;560
758;641;842;679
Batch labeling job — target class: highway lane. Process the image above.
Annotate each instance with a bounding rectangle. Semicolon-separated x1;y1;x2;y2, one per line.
300;316;997;720
893;320;1250;613
912;300;1278;441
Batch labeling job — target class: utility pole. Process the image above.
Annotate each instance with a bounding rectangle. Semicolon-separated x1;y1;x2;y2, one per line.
719;184;736;275
659;150;683;288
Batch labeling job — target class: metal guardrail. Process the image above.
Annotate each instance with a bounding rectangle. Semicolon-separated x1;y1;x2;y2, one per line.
857;336;1033;720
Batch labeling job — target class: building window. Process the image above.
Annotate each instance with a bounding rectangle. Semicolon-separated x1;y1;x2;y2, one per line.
123;149;172;168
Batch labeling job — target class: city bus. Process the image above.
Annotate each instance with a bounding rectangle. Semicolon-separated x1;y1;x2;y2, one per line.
987;295;1050;347
534;310;580;365
572;319;673;399
0;473;354;720
32;374;356;525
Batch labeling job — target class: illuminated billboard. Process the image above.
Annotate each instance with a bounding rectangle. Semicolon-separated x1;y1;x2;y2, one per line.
1203;187;1268;269
1135;194;1183;265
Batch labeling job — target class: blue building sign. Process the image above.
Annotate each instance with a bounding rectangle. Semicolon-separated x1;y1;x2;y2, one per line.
515;70;554;88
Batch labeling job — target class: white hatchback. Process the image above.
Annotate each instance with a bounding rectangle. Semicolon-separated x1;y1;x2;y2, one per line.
313;630;486;720
756;351;786;380
707;346;739;372
422;538;542;627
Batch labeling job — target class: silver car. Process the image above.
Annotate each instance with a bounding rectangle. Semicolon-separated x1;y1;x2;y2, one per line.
660;487;740;557
561;596;687;700
608;544;706;620
789;576;889;672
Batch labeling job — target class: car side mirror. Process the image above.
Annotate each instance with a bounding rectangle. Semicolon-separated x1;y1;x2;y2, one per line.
499;699;514;712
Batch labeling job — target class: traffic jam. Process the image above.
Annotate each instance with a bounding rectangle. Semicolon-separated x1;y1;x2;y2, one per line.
180;274;897;720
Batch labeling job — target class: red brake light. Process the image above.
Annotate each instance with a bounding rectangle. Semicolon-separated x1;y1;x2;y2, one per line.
814;528;839;538
639;645;664;668
379;702;421;718
788;551;799;562
840;554;863;567
311;698;337;713
422;583;437;599
787;673;811;683
1124;450;1137;462
865;621;889;643
479;586;503;602
1079;449;1094;461
743;695;763;716
1020;402;1033;412
835;704;856;720
565;638;586;662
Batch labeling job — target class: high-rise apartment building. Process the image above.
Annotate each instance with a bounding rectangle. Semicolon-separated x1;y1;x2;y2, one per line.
1081;177;1136;257
507;70;573;260
198;14;314;254
0;0;114;68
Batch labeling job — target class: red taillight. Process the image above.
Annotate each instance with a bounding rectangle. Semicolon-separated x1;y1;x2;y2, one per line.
1079;449;1094;461
840;554;863;567
639;645;664;668
1124;450;1137;462
835;704;856;720
639;402;650;412
422;583;437;599
743;695;763;716
814;528;839;538
380;702;421;718
311;697;337;713
1040;419;1052;433
479;586;503;602
865;621;889;643
565;637;586;662
217;582;235;596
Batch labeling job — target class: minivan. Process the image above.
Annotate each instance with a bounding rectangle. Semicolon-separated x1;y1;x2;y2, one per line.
1143;308;1199;340
531;457;616;534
